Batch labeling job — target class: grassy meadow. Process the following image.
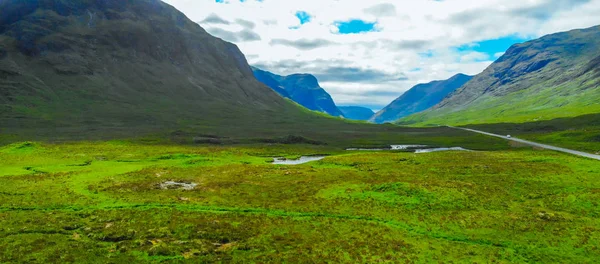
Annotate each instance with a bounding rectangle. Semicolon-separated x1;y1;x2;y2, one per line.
1;138;600;263
465;113;600;154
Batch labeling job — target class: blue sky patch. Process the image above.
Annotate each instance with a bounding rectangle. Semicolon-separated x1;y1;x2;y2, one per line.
335;19;377;34
418;50;435;58
295;11;312;25
457;36;531;59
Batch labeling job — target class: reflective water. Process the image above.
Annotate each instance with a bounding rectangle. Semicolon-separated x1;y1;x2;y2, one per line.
391;145;428;150
346;145;429;151
415;147;469;153
272;156;326;165
346;148;387;151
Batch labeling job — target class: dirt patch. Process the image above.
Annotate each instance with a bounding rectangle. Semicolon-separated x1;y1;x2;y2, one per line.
158;181;197;190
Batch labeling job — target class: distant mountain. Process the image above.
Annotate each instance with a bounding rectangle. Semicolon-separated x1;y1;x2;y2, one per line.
339;106;374;121
0;0;322;139
251;68;291;98
400;25;600;126
252;68;344;117
371;74;473;124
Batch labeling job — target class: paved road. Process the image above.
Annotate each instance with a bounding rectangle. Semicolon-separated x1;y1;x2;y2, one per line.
449;126;600;161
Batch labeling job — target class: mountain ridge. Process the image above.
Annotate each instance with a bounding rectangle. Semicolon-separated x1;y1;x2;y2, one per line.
252;67;344;117
370;73;473;124
400;25;600;125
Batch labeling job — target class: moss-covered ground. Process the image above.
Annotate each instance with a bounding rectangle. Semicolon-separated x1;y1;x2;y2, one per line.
464;113;600;154
1;140;599;263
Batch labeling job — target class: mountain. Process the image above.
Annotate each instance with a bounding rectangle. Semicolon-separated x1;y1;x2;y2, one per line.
251;67;291;98
400;25;600;126
252;68;344;117
0;0;319;140
338;106;374;121
370;74;473;124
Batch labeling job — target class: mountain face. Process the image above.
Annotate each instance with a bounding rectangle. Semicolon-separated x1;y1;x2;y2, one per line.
338;106;374;121
251;67;291;98
252;68;344;117
370;74;473;124
0;0;305;138
400;25;600;126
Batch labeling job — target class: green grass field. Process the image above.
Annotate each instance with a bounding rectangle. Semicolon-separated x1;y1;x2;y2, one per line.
464;113;600;154
1;140;599;263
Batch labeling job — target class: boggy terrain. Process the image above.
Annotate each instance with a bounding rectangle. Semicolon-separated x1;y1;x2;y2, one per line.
1;140;599;263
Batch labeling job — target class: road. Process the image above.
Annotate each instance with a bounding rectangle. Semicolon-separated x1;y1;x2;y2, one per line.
448;126;600;161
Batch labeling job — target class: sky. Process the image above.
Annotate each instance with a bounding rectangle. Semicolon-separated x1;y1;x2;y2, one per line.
163;0;600;111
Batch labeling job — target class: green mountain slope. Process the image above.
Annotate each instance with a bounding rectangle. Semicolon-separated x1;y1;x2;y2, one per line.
371;74;472;124
0;0;336;140
399;25;600;126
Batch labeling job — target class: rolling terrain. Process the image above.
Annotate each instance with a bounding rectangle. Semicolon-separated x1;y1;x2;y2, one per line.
463;113;600;154
1;1;600;263
400;26;600;126
2;141;599;262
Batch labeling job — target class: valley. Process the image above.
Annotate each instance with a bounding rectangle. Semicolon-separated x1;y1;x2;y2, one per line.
2;140;600;263
1;0;600;263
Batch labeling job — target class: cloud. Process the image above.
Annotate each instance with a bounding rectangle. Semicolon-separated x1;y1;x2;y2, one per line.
493;52;505;58
316;67;408;83
163;0;600;109
509;0;592;21
206;28;261;42
199;13;230;25
252;59;406;83
235;18;255;29
364;3;397;17
377;39;431;51
269;38;335;50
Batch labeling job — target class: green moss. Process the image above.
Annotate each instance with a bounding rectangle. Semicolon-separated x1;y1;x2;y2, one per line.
1;142;599;262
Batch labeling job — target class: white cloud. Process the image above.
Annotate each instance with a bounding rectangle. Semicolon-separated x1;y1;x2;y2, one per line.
162;0;600;108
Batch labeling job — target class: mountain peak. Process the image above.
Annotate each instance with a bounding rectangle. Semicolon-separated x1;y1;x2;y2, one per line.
285;74;320;87
252;68;344;117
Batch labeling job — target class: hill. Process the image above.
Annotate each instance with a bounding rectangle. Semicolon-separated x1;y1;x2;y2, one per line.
399;25;600;126
0;0;343;141
339;106;374;121
371;74;472;124
252;68;344;117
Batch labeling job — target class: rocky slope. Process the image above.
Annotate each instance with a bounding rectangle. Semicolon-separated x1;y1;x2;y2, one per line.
0;0;314;140
400;25;600;125
371;74;472;124
252;68;344;117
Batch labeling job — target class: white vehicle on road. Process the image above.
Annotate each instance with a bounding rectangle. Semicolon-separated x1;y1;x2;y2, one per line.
506;135;512;138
